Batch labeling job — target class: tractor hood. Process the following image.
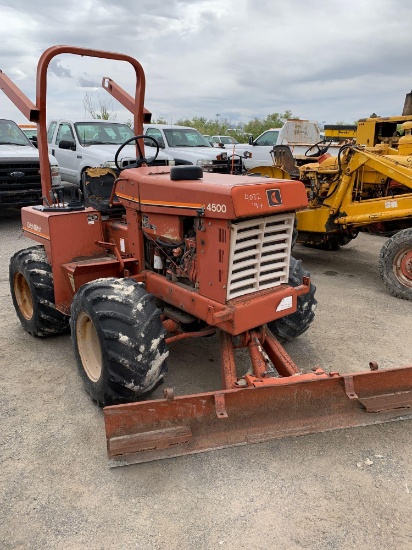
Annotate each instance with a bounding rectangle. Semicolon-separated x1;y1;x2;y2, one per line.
115;166;308;219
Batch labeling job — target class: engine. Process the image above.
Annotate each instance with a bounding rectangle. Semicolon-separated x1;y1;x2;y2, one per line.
142;214;198;286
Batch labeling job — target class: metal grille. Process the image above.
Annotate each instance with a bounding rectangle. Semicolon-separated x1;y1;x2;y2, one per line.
0;160;40;188
226;213;294;300
201;158;243;174
120;159;169;168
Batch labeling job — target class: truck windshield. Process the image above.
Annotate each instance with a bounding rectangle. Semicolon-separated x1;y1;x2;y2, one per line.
255;131;279;146
218;136;238;145
0;119;32;146
75;122;135;146
164;128;212;148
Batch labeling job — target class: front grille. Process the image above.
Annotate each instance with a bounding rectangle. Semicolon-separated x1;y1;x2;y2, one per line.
226;213;294;300
0;160;41;189
120;159;168;168
210;158;242;174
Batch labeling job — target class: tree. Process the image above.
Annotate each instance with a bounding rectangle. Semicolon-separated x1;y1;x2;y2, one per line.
175;116;239;136
129;110;299;140
125;116;167;128
243;111;297;138
334;120;358;126
83;92;116;120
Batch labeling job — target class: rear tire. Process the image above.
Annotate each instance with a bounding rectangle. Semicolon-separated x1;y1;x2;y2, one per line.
70;278;168;406
9;246;69;337
378;228;412;300
267;257;317;341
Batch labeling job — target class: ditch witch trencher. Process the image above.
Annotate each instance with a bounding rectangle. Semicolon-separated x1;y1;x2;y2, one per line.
2;46;412;466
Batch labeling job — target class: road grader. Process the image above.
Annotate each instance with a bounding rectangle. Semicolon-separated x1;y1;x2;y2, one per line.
2;46;412;466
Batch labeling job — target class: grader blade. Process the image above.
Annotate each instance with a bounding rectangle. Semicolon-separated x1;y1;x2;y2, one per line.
104;365;412;466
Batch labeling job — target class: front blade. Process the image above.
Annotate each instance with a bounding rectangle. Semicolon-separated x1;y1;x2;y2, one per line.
104;366;412;466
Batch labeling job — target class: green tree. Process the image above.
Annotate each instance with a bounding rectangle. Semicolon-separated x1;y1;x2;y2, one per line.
175;116;233;136
243;111;296;138
139;110;299;141
334;120;358;126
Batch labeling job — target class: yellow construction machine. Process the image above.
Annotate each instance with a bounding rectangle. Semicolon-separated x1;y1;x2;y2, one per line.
323;124;357;142
251;117;412;300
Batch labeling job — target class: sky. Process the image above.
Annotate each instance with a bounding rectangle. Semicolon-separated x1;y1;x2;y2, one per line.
1;0;411;130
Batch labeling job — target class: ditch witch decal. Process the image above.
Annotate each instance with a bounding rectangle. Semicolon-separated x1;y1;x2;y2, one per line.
266;188;282;207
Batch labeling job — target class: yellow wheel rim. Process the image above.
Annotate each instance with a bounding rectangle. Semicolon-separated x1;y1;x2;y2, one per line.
14;272;33;320
76;311;103;382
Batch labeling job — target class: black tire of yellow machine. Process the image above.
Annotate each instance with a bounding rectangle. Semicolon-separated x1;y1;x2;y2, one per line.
378;228;412;300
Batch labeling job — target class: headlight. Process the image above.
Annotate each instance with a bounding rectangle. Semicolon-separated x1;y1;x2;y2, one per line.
103;161;117;169
51;165;61;186
198;159;213;165
168;159;176;166
216;152;228;161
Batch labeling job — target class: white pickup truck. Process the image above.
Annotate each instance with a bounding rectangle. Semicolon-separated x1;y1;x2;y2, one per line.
0;118;60;209
230;119;339;169
143;124;239;173
47;119;175;186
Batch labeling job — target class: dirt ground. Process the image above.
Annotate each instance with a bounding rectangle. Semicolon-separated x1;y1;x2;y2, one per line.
1;208;412;550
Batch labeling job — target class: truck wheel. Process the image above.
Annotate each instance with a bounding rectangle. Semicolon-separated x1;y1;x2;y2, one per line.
9;246;69;337
378;228;412;300
70;278;168;406
267;257;317;341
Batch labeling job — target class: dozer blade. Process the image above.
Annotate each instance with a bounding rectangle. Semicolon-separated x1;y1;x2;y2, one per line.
104;365;412;466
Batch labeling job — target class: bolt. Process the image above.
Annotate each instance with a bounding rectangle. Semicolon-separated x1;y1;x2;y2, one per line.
164;388;174;400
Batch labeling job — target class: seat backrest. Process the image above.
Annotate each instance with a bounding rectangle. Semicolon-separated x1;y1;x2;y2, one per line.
82;168;125;215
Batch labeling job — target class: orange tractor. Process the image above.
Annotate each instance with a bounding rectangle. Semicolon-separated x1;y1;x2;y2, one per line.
2;46;412;466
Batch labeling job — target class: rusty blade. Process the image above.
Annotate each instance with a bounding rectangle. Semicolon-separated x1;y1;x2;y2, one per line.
104;365;412;466
359;391;412;412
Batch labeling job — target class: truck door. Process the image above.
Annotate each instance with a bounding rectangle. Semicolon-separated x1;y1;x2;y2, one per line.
246;130;280;167
52;123;78;183
235;130;281;169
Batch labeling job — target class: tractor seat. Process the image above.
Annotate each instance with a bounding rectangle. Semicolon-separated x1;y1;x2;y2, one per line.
82;167;125;215
270;145;300;178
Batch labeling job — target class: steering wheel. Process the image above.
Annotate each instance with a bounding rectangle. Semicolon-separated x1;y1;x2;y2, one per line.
114;134;159;171
305;139;333;157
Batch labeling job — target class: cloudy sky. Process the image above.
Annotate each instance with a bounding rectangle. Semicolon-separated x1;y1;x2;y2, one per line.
1;0;411;130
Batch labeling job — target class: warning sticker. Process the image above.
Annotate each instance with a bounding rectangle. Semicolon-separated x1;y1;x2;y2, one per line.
276;296;293;312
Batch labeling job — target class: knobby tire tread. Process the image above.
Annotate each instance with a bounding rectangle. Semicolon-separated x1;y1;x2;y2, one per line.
70;278;168;406
9;245;69;337
267;257;317;341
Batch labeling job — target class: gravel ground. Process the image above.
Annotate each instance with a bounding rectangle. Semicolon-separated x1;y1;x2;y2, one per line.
1;208;412;550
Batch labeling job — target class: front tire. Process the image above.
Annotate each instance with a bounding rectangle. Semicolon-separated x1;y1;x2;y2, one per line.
267;257;317;341
9;246;69;337
70;278;168;406
378;228;412;300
